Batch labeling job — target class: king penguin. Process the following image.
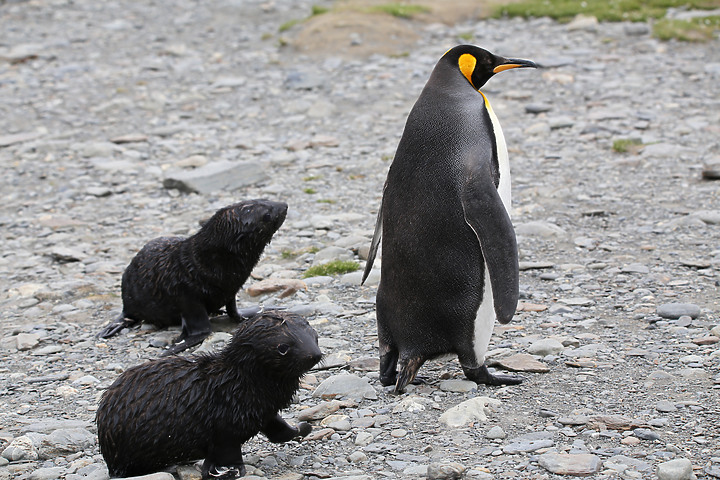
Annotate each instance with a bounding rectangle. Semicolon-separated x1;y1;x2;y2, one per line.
361;45;536;393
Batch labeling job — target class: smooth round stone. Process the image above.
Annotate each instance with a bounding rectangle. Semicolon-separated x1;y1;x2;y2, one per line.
485;426;506;440
657;303;701;319
657;458;695;480
656;401;677;413
528;338;564;356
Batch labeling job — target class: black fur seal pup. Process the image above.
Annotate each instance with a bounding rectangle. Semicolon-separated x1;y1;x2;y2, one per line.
362;45;536;392
97;199;288;355
96;310;322;479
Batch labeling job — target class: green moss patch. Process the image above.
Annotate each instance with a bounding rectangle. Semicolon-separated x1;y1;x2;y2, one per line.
303;260;359;278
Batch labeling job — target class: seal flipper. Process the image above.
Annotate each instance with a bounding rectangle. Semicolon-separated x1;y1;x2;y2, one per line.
460;160;519;325
261;414;310;443
96;313;139;339
162;301;212;355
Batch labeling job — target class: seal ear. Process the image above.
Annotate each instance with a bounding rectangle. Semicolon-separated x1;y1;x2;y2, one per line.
460;157;519;324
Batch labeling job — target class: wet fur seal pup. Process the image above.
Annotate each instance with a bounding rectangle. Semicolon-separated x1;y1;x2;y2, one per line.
97;199;288;355
362;45;536;393
96;310;322;479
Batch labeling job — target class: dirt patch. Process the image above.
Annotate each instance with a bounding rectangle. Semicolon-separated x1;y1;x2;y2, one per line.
285;0;504;58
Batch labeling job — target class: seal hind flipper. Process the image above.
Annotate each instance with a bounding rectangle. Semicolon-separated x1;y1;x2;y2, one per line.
97;313;139;339
460;161;519;324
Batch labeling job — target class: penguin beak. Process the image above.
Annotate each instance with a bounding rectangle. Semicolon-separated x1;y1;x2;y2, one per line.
493;58;537;74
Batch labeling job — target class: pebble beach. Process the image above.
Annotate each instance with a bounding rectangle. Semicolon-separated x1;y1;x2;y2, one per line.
1;1;719;479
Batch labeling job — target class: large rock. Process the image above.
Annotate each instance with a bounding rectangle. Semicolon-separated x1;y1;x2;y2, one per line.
163;160;268;194
657;458;696;480
38;428;96;458
1;435;38;461
538;453;602;476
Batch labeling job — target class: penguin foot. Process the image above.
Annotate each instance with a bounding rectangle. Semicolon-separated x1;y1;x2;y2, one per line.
463;365;524;386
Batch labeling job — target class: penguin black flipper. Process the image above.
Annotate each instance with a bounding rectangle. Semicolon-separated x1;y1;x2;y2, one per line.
361;185;385;285
460;159;519;325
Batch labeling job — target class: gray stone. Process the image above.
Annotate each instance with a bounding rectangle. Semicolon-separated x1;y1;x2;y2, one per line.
298;400;342;421
427;461;466;480
38;428;96;458
528;338;564;356
0;131;44;146
16;332;40;351
515;221;566;238
118;474;175;480
657;458;696;480
313;374;377;401
656;400;677;413
28;467;66;480
624;23;650;35
657;303;701;319
22;420;91;434
163;160;269;194
438;379;477;393
485;426;506;440
538;453;602;475
633;428;661;441
604;454;652;473
502;438;554;454
525;103;552;114
1;435;38;461
439;397;501;428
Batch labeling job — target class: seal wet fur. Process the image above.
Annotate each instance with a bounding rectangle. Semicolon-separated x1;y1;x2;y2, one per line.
96;310;322;479
97;199;288;354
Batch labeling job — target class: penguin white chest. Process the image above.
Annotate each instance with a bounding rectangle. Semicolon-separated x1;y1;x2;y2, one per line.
484;98;511;211
471;94;511;366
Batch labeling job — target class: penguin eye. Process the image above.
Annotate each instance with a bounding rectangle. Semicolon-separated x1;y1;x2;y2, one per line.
277;344;290;355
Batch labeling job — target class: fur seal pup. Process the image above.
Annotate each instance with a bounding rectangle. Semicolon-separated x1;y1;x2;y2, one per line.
96;310;322;479
97;199;288;355
362;45;536;392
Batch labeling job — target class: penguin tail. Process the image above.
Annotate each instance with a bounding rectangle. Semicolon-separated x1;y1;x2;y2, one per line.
96;312;138;339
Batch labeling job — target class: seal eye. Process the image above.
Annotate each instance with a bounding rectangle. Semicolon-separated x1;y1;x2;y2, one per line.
277;344;290;355
263;213;272;222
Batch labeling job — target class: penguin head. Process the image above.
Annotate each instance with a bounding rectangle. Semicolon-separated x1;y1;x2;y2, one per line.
442;44;536;90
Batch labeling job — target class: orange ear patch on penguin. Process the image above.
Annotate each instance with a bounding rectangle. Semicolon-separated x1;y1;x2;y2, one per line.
458;53;477;88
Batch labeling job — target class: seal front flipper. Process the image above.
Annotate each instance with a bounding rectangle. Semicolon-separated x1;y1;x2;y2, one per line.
96;313;139;339
460;160;519;325
261;413;310;443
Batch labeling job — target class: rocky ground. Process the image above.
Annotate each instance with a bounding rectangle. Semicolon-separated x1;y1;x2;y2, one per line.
1;0;720;479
